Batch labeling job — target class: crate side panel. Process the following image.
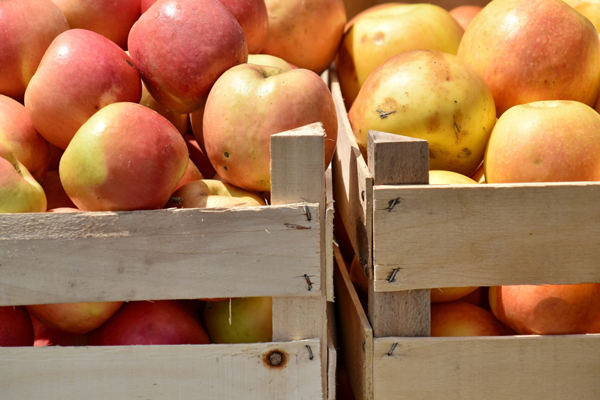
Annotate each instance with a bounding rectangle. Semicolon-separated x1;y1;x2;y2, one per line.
373;335;600;400
1;340;322;400
372;183;600;291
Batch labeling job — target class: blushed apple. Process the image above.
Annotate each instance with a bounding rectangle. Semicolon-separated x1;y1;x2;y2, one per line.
458;0;600;116
449;5;483;31
203;63;338;192
219;0;269;54
203;297;272;343
563;0;600;33
247;54;293;71
0;0;69;103
25;29;142;150
128;0;248;114
262;0;346;74
431;301;514;337
26;302;124;335
51;0;141;49
0;306;34;347
140;83;190;135
184;134;216;179
60;102;189;211
172;159;204;193
167;179;266;209
0;95;51;180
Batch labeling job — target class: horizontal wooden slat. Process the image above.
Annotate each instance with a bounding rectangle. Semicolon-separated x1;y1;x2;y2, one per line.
373;335;600;400
372;182;600;292
1;339;321;400
0;204;321;305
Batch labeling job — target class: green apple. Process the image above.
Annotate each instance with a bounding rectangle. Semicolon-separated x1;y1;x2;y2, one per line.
203;297;272;344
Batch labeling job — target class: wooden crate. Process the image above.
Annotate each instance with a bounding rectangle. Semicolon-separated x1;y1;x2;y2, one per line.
329;67;600;400
0;123;336;400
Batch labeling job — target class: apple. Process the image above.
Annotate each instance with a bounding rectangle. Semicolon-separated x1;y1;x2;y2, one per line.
485;101;600;183
203;297;272;343
172;159;204;193
247;54;294;71
47;144;64;172
431;287;480;303
0;0;69;103
457;287;483;307
0;306;34;347
586;305;600;333
470;162;485;183
88;300;211;345
429;170;478;185
48;207;80;213
167;179;266;209
219;0;269;54
141;0;157;13
337;3;464;109
262;0;347;74
349;50;496;177
431;301;515;337
60;102;188;212
489;284;600;335
51;0;141;49
39;170;76;210
140;83;190;136
25;29;142;150
26;302;124;335
458;0;600;116
128;0;248;114
0;142;47;213
203;63;338;192
0;95;51;180
30;314;88;347
184;134;216;179
449;5;483;31
563;0;600;33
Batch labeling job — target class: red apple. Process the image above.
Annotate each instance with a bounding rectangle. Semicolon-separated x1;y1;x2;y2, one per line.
485;101;600;183
88;300;211;345
184;134;216;179
172;159;204;193
51;0;141;49
449;5;482;31
262;0;347;74
0;306;34;347
203;63;338;192
141;0;156;13
167;179;266;209
140;83;189;136
47;143;64;172
219;0;269;54
203;297;272;343
30;314;88;347
0;95;51;180
489;284;600;335
59;102;189;212
431;301;515;337
458;0;600;116
39;171;76;210
25;29;142;150
128;0;248;114
26;302;124;335
0;0;69;103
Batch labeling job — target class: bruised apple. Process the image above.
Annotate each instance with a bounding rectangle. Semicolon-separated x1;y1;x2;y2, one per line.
0;306;34;347
203;297;272;343
431;301;514;337
0;143;47;213
128;0;248;114
349;50;496;177
88;300;211;345
59;102;189;211
458;0;600;116
203;63;337;192
167;179;265;209
26;302;123;335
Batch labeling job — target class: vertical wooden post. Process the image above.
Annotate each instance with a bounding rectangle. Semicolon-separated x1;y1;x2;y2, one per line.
367;131;431;338
270;122;328;398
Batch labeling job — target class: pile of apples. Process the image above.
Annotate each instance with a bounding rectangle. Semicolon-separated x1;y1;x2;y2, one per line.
0;0;347;347
341;0;600;337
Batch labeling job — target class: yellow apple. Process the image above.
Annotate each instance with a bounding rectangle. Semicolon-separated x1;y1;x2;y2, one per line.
167;179;266;209
431;301;514;337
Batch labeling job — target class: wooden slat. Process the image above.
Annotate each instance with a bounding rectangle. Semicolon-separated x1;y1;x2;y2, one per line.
1;340;321;400
367;131;430;338
0;204;321;306
327;301;337;400
330;70;373;278
334;245;373;400
373;335;600;400
270;124;328;398
325;165;335;302
372;182;600;292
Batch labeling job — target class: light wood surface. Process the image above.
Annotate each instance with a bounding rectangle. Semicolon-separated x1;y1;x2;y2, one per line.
0;204;321;306
373;335;600;399
372;181;600;292
1;340;322;400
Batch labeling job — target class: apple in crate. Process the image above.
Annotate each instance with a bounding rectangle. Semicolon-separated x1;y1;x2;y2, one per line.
489;284;600;335
431;301;514;337
30;314;88;347
24;29;142;150
167;179;265;209
0;142;47;213
219;0;269;54
458;0;600;116
349;50;496;177
26;302;123;335
51;0;141;49
247;54;294;71
0;306;34;347
88;300;210;345
0;0;69;103
60;102;188;212
203;63;338;192
449;5;482;31
203;297;272;343
485;101;600;183
128;0;248;114
39;171;77;210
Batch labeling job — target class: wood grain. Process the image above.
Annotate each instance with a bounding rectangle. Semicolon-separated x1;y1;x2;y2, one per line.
372;182;600;292
1;340;322;400
373;335;600;399
0;205;321;306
